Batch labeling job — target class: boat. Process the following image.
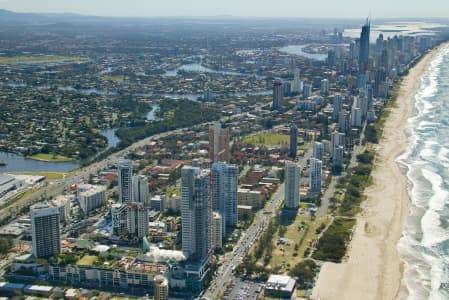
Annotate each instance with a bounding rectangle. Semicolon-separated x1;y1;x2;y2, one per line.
0;160;7;166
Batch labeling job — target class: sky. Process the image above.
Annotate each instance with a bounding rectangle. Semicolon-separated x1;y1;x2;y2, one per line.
0;0;448;19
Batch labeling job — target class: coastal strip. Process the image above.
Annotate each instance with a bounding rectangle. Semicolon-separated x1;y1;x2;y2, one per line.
311;44;446;300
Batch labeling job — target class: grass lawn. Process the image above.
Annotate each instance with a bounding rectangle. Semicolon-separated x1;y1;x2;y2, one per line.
0;55;87;65
166;187;181;198
77;255;98;266
12;171;76;180
27;153;75;162
244;133;303;147
260;213;330;273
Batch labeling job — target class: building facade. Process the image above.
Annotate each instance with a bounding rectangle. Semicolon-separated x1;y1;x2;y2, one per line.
212;162;238;236
309;158;322;193
272;80;283;110
289;124;298;159
132;175;149;205
209;122;230;162
181;166;211;263
30;204;60;258
118;159;133;204
284;162;301;209
77;184;106;214
127;203;149;239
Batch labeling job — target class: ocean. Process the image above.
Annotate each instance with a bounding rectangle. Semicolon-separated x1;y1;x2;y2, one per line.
398;44;449;299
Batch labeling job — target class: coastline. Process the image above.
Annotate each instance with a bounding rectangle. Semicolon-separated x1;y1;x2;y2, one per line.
311;44;445;300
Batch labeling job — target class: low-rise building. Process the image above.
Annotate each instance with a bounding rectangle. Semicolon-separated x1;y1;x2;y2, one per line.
265;274;296;298
238;189;263;209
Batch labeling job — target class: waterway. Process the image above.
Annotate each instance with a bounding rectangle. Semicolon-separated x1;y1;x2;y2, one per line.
279;44;328;61
0;152;80;173
164;63;266;79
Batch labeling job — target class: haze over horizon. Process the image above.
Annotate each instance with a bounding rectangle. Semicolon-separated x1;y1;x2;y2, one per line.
0;0;448;19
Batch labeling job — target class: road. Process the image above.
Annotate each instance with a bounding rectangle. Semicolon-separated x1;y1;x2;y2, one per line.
204;183;285;299
0;122;213;223
204;150;312;299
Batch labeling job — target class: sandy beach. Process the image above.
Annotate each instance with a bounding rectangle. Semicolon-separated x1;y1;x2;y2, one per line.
311;45;445;300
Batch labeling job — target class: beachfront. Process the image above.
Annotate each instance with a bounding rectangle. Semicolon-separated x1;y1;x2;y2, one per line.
311;44;447;300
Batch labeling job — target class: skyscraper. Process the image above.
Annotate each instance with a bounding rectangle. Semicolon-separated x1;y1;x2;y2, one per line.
127;202;149;239
290;124;298;159
272;80;283;110
111;203;127;237
209;121;230;162
212;162;238;236
303;83;313;98
331;131;345;156
333;94;343;121
30;204;60;258
284;161;301;209
332;145;345;170
118;159;133;204
291;68;302;94
181;166;211;263
320;79;329;96
359;19;370;74
133;175;149;206
313;142;324;161
310;158;322;193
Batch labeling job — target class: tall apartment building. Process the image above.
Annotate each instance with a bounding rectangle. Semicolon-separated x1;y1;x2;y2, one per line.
331;131;345;156
284;161;301;209
127;202;149;239
272;80;283;110
30;204;60;258
332;145;345;169
212;162;239;235
212;212;223;249
111;203;128;237
51;195;71;223
303;83;313;98
359;18;371;74
333;94;343;121
133;175;149;205
181;166;211;263
154;275;169;300
290;124;298;159
309;158;322;193
320;78;330;96
209;121;230;162
118;159;133;204
313;142;324;161
77;184;106;214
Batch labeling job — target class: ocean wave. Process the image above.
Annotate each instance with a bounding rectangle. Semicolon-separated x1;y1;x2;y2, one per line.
399;44;449;299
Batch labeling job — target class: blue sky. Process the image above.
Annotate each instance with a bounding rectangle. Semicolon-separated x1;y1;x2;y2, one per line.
0;0;448;18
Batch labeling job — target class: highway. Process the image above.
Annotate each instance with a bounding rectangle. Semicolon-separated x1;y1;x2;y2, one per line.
204;183;285;299
204;149;313;299
0;124;198;223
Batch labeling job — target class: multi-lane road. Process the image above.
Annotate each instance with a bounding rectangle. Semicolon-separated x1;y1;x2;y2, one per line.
204;183;285;299
204;149;313;299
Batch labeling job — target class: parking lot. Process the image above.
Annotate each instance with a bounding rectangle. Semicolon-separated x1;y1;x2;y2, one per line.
222;278;264;300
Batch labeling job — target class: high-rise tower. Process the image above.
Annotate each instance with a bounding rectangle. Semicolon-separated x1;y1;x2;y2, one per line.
272;81;283;110
212;162;238;235
181;166;211;263
118;159;133;204
359;18;370;74
290;124;298;159
30;204;60;258
284;161;301;209
209;122;230;163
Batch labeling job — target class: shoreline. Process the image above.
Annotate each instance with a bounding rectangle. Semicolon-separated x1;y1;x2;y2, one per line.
311;44;446;300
